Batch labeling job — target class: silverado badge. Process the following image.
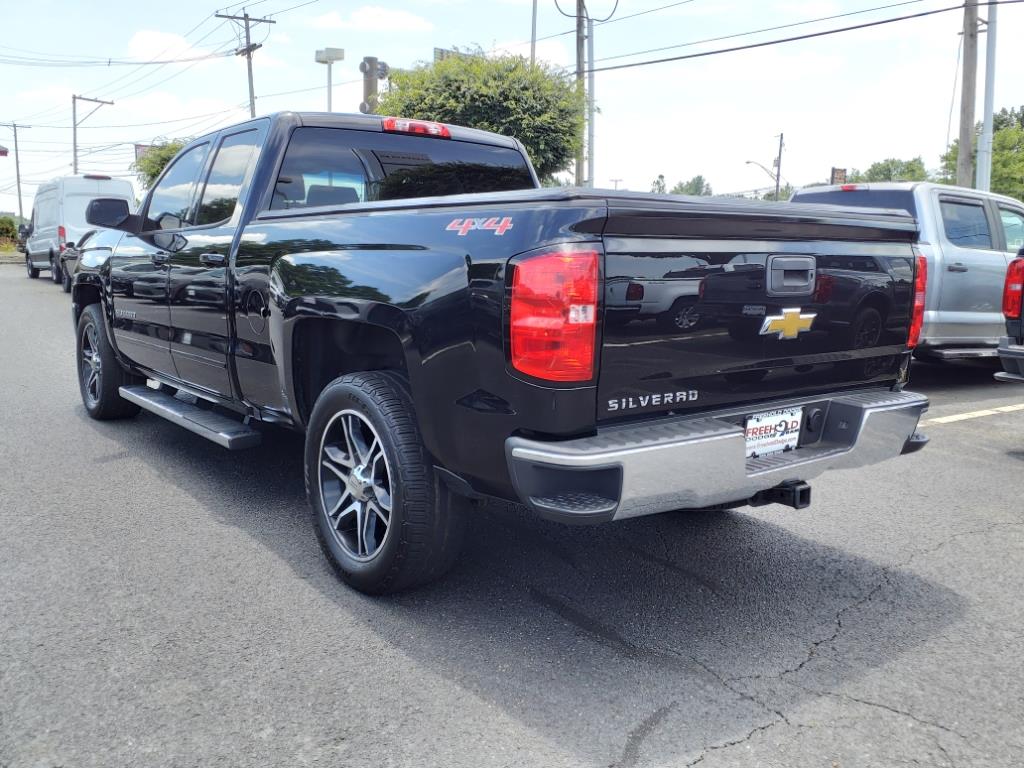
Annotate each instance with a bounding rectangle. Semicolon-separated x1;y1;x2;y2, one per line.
759;308;816;340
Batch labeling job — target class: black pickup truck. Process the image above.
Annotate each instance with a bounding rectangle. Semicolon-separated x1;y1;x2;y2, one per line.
75;111;929;594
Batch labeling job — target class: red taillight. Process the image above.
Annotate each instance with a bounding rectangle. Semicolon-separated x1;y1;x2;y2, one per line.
625;282;644;301
908;250;927;349
58;225;66;252
381;116;451;139
510;248;599;382
840;184;859;191
1004;258;1024;320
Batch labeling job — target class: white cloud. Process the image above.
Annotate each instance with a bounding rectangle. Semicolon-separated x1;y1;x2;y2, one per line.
311;6;433;32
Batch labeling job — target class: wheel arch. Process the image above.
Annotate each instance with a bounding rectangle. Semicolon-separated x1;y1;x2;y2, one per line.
291;317;409;427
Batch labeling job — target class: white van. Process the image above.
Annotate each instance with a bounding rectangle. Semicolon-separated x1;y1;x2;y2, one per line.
24;175;135;283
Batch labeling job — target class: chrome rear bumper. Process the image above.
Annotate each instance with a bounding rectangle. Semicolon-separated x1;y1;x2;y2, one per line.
506;389;928;524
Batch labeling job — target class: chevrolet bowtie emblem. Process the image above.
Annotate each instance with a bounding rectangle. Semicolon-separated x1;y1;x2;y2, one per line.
759;308;816;340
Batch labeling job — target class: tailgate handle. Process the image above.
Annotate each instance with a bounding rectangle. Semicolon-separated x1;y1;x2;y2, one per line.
767;255;816;297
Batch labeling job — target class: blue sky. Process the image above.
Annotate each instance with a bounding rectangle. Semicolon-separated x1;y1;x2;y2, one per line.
2;0;1022;214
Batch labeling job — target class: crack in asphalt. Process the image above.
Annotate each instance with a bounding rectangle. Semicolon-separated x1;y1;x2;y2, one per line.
684;717;784;767
531;522;1023;767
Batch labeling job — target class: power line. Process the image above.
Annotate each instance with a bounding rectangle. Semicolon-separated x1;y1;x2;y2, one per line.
0;49;236;67
533;0;696;44
586;0;1024;74
266;0;322;17
590;0;927;65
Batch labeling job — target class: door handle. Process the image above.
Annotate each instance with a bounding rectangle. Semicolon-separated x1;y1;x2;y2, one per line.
199;252;225;267
151;251;170;265
947;262;969;272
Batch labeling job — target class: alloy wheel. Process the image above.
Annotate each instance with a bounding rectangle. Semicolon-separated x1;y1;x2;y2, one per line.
318;410;394;562
80;321;102;407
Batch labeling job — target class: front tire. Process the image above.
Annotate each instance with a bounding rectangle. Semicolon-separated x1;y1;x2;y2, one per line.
76;304;142;420
50;254;62;285
305;371;467;594
26;256;39;279
62;263;72;293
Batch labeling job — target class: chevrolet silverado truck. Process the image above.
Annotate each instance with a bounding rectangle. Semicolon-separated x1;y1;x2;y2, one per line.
996;251;1024;383
74;111;929;594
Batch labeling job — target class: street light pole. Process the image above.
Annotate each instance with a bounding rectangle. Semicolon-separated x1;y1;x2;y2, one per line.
976;3;997;191
315;48;345;112
530;0;538;66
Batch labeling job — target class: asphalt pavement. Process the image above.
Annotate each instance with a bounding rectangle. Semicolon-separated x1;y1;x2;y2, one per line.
2;265;1023;768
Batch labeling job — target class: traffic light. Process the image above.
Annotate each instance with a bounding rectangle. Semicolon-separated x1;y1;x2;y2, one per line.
359;57;389;114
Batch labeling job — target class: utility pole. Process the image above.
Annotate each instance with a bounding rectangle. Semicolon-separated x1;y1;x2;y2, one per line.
72;95;114;175
774;132;784;201
956;0;978;187
586;14;595;188
976;2;997;192
0;123;26;220
610;178;622;190
575;0;586;186
216;9;276;118
530;0;538;66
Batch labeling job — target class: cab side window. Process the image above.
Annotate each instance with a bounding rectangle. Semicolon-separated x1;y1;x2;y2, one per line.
939;199;992;249
195;130;261;226
999;208;1024;252
145;142;210;230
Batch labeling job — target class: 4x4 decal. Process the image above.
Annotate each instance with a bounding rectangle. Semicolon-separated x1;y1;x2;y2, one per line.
446;216;514;236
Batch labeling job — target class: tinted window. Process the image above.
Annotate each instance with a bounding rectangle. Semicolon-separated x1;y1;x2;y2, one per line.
196;130;260;226
999;208;1024;252
270;127;534;210
790;189;918;218
939;200;992;248
146;142;210;229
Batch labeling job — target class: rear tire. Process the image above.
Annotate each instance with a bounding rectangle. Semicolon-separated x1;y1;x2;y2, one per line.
76;303;143;420
26;256;39;279
305;371;467;595
50;254;62;285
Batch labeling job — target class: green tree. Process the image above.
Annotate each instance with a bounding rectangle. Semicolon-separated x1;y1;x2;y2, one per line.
0;215;16;240
941;124;1024;201
848;157;928;183
132;139;188;189
650;174;667;194
994;105;1024;132
760;183;795;202
377;50;583;180
671;175;712;196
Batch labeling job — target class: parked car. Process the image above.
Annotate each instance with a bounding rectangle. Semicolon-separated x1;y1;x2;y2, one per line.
61;228;120;293
996;250;1024;384
16;223;29;254
24;174;135;284
790;182;1024;360
74;111;929;595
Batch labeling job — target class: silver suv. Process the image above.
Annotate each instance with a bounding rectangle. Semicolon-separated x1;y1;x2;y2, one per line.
791;182;1024;359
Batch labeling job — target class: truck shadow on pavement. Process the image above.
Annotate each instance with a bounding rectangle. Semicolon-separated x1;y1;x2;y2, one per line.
85;412;967;767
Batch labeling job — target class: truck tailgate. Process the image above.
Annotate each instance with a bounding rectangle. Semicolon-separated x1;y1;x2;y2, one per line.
599;200;918;423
